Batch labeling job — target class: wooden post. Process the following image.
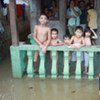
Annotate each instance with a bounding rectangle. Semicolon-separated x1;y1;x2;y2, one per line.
9;0;19;45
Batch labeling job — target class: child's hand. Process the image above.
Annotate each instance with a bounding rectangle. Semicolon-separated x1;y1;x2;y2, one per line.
42;46;46;54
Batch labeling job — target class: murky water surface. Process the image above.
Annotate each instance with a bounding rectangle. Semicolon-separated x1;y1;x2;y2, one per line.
0;58;99;100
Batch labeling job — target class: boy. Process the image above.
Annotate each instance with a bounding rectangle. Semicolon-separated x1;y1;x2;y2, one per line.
50;28;64;46
33;14;51;73
69;26;85;49
69;26;85;62
50;28;64;76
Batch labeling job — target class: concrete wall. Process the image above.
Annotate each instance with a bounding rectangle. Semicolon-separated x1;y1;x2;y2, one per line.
29;0;38;33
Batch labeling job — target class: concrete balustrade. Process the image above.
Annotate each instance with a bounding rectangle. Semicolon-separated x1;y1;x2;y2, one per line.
10;45;99;79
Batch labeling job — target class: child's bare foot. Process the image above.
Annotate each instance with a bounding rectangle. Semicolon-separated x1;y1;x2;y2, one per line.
83;70;88;75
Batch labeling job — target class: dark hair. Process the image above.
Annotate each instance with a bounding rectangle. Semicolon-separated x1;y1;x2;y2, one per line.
51;28;59;34
40;13;49;19
84;27;92;35
75;26;84;32
63;34;71;39
86;3;94;10
84;26;94;44
69;0;75;5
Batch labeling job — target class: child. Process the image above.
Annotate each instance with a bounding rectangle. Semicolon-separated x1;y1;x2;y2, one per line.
83;27;97;74
63;34;71;64
63;34;71;46
33;14;51;73
50;28;64;76
50;28;64;46
69;26;85;62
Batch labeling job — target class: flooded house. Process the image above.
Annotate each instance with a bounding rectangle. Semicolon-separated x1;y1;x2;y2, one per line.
0;0;100;100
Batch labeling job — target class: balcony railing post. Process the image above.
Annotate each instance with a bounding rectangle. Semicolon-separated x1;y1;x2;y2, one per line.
63;51;69;79
10;46;25;78
88;52;94;79
75;51;81;79
39;51;45;78
51;51;57;78
27;51;34;77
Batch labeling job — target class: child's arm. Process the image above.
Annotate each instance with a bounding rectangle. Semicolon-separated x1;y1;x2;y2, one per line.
80;37;86;48
33;25;43;47
90;28;98;39
43;28;51;48
56;39;64;46
41;28;51;53
69;36;74;45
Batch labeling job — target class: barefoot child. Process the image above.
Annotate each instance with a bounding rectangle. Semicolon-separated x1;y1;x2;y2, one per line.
83;27;97;74
50;28;64;76
33;14;51;73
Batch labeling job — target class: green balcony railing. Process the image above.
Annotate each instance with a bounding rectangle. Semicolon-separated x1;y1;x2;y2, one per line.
10;44;100;79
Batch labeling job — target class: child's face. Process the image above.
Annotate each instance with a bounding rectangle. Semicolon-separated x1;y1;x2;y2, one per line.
75;29;83;38
85;32;91;37
64;37;70;44
51;31;58;39
64;37;70;42
39;15;48;25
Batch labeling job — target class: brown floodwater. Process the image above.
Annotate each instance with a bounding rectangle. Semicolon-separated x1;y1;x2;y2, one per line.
0;58;100;100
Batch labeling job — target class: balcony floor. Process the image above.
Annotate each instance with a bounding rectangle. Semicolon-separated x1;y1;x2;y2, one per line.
0;55;100;100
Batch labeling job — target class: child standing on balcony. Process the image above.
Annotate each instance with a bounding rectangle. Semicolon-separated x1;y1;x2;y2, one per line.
33;14;51;73
50;28;64;46
50;28;64;76
83;27;98;74
69;26;85;62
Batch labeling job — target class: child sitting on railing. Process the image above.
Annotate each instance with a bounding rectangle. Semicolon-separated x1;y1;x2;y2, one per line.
33;14;51;74
83;27;98;74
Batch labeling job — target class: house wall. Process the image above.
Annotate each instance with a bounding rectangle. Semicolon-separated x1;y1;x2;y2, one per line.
29;0;37;33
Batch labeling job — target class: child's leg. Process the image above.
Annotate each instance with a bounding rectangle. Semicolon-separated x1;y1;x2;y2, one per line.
71;51;76;62
34;51;39;73
34;51;39;62
69;51;72;64
84;52;89;74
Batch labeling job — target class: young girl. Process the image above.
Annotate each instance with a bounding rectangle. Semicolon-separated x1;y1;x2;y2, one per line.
83;27;98;74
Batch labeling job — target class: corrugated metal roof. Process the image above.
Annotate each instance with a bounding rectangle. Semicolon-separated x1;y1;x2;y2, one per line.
4;0;29;5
